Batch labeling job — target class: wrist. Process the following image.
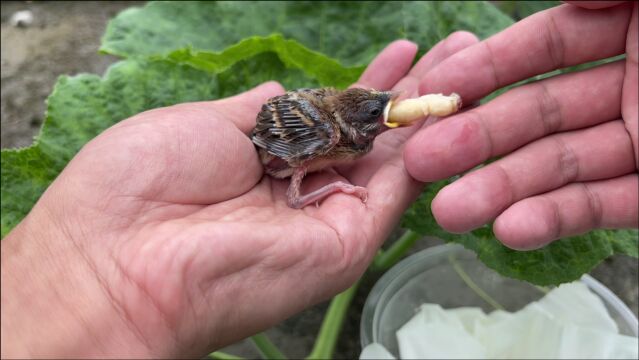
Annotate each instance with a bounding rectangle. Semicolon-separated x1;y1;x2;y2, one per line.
1;203;156;358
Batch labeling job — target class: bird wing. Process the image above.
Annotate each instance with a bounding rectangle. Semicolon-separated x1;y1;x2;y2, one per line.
252;91;338;165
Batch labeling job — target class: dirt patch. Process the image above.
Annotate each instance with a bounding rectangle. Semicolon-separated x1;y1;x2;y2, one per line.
1;1;142;148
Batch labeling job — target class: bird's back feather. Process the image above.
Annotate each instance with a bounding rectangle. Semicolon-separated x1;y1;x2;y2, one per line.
251;89;340;166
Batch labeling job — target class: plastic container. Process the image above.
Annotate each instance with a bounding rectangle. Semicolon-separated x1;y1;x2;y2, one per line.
360;243;639;357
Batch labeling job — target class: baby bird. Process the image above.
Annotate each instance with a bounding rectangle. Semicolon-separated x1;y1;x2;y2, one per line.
251;87;395;209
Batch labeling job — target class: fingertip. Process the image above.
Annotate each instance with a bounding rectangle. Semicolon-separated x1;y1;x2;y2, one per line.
431;190;462;233
224;81;285;108
388;39;419;56
356;39;419;90
494;199;557;250
415;31;480;97
431;184;476;233
446;31;480;50
211;81;286;134
238;80;286;109
408;31;479;82
251;80;286;98
565;1;626;10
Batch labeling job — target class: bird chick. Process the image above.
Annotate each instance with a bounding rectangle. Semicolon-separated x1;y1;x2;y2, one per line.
251;87;395;209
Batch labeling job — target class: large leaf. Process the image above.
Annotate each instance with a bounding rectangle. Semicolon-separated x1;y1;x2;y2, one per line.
1;48;326;238
493;1;560;20
101;1;513;65
163;35;363;89
402;180;639;286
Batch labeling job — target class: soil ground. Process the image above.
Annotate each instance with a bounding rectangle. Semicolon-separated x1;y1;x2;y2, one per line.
2;1;637;358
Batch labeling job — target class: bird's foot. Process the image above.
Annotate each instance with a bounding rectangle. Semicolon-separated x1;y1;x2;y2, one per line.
287;181;368;209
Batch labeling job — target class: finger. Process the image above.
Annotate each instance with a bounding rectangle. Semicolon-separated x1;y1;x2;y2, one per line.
355;34;482;245
430;120;636;233
395;31;481;98
493;174;639;250
566;1;626;10
351;39;419;90
419;2;633;102
377;31;481;141
623;2;639;168
405;60;625;182
341;32;480;185
201;81;286;134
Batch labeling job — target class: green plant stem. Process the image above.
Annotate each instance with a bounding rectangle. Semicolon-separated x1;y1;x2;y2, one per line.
535;285;550;294
208;351;245;359
250;333;287;359
372;230;422;272
306;281;360;360
449;254;505;311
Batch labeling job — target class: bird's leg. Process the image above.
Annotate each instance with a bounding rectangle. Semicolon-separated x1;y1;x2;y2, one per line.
286;166;368;209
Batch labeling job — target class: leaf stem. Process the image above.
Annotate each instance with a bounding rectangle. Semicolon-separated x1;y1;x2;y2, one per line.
448;254;505;311
535;285;550;294
306;281;360;359
250;333;287;359
208;351;245;359
372;230;421;272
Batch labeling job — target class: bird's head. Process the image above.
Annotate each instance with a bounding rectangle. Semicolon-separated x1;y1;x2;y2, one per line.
333;88;399;142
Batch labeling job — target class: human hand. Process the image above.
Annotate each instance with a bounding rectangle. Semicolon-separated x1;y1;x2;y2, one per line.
1;32;480;358
404;1;638;250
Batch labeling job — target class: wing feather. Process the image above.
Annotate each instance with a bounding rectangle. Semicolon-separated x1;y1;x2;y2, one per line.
251;90;338;164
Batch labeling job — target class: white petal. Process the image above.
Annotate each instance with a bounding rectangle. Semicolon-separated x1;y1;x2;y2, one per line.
447;307;488;334
557;324;639;359
360;343;396;360
532;282;618;332
396;304;487;359
389;281;635;359
478;305;563;359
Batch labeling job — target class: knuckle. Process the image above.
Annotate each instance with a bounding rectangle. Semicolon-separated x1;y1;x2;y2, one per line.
534;82;563;135
580;183;603;229
541;13;566;69
551;136;580;184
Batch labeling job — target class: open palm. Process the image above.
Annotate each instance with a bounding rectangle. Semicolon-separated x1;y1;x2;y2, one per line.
2;34;478;358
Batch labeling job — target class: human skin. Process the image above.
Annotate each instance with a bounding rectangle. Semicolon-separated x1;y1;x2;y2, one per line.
0;33;480;358
404;1;639;250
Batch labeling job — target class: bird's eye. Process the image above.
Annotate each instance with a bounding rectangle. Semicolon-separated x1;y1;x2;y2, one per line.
370;108;381;116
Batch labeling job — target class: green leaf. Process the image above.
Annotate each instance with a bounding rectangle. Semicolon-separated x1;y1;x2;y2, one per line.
250;333;287;360
101;1;513;65
493;1;560;20
307;282;359;360
164;35;362;89
1;47;326;238
402;180;639;286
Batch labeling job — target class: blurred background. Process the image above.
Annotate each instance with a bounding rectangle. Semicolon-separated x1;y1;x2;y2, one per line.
1;1;637;358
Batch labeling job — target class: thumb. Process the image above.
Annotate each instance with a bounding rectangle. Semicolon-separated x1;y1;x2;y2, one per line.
214;81;286;133
564;1;626;10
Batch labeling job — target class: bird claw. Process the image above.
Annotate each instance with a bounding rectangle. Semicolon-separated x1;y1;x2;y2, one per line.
345;184;368;203
287;181;368;208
